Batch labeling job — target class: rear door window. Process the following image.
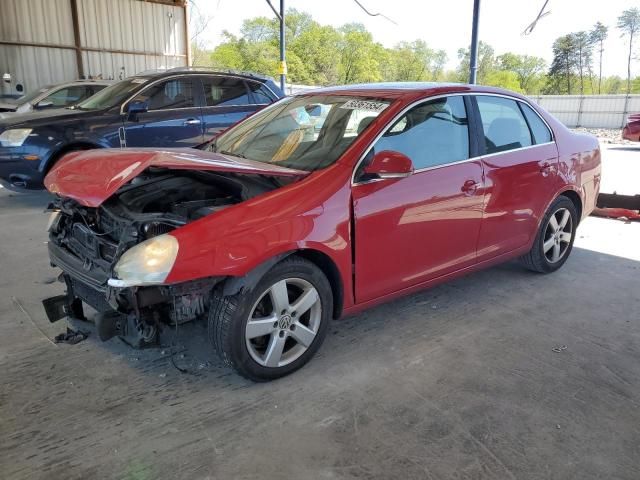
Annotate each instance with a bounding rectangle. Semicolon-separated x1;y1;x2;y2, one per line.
202;77;251;106
476;96;532;154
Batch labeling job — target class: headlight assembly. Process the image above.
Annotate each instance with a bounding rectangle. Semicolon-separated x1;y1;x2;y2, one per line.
0;128;33;147
109;234;179;287
45;211;61;232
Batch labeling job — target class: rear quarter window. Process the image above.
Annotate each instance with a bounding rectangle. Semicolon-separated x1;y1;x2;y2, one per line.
248;82;276;104
519;102;553;144
202;77;250;106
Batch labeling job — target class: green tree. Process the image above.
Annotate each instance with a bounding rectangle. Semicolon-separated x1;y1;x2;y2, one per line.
290;23;341;85
457;41;495;84
601;75;624;94
617;8;640;93
496;53;546;93
391;41;434;81
209;33;245;69
574;31;595;94
338;24;382;84
431;50;448;81
590;22;608;94
484;70;522;92
547;34;578;94
240;17;278;43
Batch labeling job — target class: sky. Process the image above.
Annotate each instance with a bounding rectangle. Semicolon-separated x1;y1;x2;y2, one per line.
190;0;639;79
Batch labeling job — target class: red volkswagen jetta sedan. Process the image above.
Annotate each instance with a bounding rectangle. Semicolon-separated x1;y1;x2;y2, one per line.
43;83;601;381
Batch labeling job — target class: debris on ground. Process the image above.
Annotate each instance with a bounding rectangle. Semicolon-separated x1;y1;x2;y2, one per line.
570;127;636;144
592;207;640;222
552;345;568;353
54;327;89;345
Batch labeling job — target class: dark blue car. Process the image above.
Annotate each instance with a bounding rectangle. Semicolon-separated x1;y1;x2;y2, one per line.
0;68;283;189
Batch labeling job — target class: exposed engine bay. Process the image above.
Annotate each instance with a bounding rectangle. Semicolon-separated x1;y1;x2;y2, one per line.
44;168;284;346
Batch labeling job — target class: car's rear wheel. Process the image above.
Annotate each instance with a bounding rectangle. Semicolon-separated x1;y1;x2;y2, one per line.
208;256;332;381
520;196;578;273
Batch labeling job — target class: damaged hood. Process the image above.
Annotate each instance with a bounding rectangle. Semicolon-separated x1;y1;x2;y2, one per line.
45;148;309;207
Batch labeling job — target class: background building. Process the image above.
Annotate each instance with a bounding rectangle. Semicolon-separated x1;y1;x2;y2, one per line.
0;0;189;97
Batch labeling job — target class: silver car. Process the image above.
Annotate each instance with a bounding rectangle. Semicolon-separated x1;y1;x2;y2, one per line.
0;80;111;118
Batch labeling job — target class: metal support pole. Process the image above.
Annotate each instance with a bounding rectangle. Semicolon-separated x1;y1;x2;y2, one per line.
279;0;286;92
468;0;481;84
69;0;85;79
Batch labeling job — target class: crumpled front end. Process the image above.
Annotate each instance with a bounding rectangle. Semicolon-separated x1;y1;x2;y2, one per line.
42;163;288;347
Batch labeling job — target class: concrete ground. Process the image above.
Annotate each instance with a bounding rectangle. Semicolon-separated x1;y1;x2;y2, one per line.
1;144;639;480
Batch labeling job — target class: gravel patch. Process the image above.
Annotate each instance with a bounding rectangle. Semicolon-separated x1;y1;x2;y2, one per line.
570;127;634;144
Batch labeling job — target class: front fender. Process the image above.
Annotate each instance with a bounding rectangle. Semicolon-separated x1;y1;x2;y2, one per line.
164;165;354;294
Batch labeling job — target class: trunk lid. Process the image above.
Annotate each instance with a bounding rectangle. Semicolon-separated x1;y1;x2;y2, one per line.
45;148;309;207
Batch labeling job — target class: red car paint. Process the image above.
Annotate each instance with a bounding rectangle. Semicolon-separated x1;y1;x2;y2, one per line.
622;113;640;142
45;84;601;317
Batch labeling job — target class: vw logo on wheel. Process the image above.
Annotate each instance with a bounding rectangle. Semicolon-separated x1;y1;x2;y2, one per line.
278;314;292;330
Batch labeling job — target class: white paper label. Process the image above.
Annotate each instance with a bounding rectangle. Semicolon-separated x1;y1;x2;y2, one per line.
340;100;388;113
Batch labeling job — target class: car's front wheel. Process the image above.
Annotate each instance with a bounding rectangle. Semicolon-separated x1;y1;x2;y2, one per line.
520;195;578;273
208;256;332;381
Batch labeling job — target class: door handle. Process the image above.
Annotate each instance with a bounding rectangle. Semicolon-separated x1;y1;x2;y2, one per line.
461;179;479;195
183;118;201;126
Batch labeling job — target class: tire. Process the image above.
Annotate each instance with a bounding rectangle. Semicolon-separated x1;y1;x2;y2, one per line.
520;195;578;273
208;256;333;381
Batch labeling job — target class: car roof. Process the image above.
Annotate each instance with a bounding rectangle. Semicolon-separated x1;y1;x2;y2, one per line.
133;67;276;83
296;82;527;101
69;80;114;85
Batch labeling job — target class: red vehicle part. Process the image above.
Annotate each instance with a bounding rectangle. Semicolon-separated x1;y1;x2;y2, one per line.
622;113;640;142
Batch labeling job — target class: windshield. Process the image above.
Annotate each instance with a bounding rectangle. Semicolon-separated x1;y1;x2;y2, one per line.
75;77;148;110
208;95;391;172
11;85;53;105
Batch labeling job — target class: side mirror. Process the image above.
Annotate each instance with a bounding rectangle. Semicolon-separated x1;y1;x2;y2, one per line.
127;100;148;119
35;100;54;109
363;150;414;179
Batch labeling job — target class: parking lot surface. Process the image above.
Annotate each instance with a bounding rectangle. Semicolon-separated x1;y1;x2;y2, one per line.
1;145;639;480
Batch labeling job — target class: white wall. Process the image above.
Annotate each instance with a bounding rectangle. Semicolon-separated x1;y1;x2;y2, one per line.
530;95;640;129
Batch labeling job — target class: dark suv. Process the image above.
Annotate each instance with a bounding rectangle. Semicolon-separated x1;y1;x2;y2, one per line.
0;68;283;189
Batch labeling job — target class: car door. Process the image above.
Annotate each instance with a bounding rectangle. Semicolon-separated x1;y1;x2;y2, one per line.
473;95;559;261
122;77;204;148
200;76;262;139
352;95;485;303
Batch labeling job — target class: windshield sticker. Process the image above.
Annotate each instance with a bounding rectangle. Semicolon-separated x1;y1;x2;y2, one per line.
340;100;388;113
131;78;147;84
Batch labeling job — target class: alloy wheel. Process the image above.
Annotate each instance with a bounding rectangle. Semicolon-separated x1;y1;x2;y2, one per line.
245;277;322;368
543;207;573;263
